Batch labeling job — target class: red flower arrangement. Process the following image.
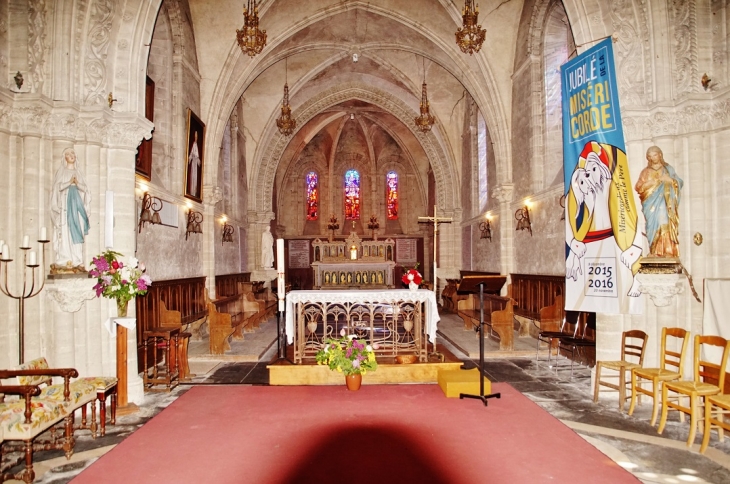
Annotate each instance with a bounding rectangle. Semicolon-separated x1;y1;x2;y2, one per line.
402;268;423;286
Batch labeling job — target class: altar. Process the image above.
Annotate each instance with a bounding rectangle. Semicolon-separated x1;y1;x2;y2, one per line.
285;289;440;364
310;233;396;289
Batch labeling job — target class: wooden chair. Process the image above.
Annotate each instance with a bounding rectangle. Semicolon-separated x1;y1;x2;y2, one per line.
658;335;730;447
593;330;648;412
700;393;730;454
628;327;690;426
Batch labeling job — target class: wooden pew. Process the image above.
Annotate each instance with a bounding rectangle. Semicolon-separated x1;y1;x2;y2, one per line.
457;293;515;351
508;273;565;337
239;281;276;322
215;272;251;298
207;292;260;355
135;277;208;374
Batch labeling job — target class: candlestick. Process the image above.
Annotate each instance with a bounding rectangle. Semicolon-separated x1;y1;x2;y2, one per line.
40;227;46;241
276;239;285;272
0;240;4;249
0;237;49;364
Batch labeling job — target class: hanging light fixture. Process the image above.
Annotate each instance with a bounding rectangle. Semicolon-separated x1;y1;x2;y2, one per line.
236;0;267;57
276;58;297;136
414;58;435;132
455;1;486;55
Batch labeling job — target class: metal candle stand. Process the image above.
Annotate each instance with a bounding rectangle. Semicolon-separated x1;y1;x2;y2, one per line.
0;236;50;364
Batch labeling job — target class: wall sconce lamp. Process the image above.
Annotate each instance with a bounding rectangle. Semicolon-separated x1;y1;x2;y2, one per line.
222;222;234;245
515;203;532;236
138;192;162;233
186;210;203;240
479;215;492;241
350;245;358;260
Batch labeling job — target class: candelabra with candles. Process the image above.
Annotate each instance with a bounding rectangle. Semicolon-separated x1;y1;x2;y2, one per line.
0;228;50;364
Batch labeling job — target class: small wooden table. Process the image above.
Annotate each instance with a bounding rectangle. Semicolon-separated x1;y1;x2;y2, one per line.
142;326;180;392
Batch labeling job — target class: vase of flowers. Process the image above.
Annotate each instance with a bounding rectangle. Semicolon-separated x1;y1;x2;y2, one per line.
315;329;378;390
89;250;152;314
402;266;423;292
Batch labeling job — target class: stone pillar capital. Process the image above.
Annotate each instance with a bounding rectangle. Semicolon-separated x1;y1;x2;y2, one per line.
492;184;514;204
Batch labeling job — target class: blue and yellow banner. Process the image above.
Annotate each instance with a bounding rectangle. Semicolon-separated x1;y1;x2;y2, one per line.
561;38;643;315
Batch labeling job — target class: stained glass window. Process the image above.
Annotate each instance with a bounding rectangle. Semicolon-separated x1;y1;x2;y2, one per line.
344;169;360;220
386;171;398;220
306;171;318;220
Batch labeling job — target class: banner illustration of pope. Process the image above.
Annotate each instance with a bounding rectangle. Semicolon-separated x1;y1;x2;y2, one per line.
564;141;643;314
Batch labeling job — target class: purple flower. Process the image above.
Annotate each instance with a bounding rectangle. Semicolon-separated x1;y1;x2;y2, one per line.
93;256;109;272
346;347;353;358
352;359;361;368
102;275;112;285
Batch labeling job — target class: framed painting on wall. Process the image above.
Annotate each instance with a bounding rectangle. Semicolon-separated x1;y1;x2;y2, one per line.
184;109;205;202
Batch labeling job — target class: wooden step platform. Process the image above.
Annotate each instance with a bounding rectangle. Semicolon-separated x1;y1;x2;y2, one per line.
438;368;491;398
268;344;463;386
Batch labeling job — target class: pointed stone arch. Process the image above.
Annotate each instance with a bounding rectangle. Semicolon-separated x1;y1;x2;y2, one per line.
251;83;458;219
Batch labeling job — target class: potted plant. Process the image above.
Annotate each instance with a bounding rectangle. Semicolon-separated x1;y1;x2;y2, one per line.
315;329;378;390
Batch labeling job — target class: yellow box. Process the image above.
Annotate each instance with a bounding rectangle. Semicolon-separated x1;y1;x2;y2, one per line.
437;368;491;398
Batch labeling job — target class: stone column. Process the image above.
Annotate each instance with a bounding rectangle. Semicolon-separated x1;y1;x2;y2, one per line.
202;185;223;298
493;184;515;289
104;117;153;407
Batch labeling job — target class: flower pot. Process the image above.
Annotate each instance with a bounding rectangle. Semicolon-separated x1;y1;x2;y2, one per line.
409;282;419;292
345;373;362;391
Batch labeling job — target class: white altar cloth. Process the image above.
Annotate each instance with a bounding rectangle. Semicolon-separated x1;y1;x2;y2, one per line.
285;289;440;344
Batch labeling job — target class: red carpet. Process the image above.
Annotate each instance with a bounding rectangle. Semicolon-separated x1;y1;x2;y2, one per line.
72;383;637;484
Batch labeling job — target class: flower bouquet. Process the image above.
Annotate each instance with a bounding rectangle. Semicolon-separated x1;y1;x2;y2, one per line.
89;250;152;314
315;329;378;376
402;266;423;290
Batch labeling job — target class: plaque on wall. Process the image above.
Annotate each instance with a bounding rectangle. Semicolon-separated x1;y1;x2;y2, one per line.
396;239;417;264
289;240;311;269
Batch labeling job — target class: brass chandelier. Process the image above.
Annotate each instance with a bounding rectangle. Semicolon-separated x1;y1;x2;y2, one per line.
455;0;486;55
236;0;267;57
276;58;297;136
414;59;435;132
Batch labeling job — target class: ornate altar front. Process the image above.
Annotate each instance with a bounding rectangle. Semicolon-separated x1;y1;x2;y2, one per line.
311;233;396;289
285;289;440;363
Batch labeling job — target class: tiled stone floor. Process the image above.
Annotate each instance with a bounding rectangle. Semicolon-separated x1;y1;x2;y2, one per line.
8;312;730;483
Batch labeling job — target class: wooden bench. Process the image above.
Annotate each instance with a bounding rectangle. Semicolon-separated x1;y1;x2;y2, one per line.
457;293;515;351
207;293;260;355
509;273;565;338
